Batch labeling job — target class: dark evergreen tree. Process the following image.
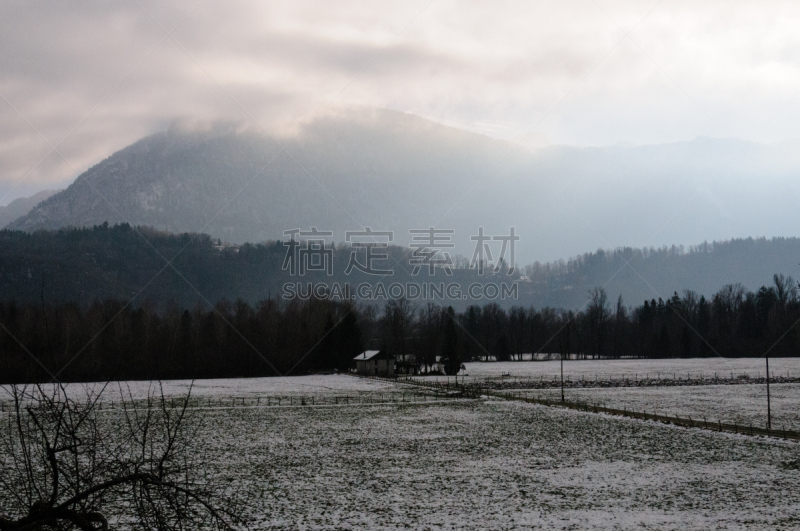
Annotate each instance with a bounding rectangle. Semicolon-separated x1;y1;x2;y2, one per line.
334;310;364;371
495;333;511;362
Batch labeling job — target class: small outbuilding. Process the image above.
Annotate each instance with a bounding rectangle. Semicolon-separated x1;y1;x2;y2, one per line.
353;350;395;377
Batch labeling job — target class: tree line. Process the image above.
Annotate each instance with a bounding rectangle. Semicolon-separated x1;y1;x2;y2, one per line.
3;224;800;312
1;273;798;383
521;236;800;308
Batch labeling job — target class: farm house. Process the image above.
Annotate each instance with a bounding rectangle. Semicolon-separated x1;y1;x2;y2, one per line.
353;350;395;377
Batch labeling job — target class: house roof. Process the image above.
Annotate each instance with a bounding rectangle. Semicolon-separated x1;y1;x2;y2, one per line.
354;350;394;361
354;350;380;361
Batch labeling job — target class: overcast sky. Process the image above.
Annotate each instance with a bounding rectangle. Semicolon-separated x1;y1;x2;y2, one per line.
1;0;800;203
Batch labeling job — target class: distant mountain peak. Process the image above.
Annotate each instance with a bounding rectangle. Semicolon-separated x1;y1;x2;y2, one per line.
6;111;800;264
0;189;61;229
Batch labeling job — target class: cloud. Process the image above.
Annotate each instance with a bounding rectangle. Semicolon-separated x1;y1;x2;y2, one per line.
1;0;800;202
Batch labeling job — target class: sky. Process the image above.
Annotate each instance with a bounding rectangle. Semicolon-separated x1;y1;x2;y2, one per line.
1;0;800;204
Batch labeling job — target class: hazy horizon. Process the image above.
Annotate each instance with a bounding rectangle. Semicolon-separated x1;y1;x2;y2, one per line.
2;0;800;270
3;2;800;182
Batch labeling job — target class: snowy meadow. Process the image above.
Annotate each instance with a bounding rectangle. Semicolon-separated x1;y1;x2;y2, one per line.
3;364;800;529
188;388;800;529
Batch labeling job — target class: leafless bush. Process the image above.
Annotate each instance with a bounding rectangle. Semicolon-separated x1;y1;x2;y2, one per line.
0;382;249;530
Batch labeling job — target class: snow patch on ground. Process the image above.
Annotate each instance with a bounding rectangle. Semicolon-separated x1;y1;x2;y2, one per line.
203;398;800;529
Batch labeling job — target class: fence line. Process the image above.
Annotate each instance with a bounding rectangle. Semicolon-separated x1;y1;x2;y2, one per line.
493;391;800;441
404;372;800;391
0;391;468;413
374;375;800;442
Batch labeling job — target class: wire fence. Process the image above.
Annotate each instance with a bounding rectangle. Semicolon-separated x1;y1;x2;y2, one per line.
377;375;800;441
6;374;793;441
404;372;800;390
493;391;800;441
0;392;465;413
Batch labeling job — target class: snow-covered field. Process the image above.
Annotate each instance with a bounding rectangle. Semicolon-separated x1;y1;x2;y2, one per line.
529;383;800;432
201;396;800;529
409;358;800;432
3;373;800;528
422;358;800;383
0;374;401;404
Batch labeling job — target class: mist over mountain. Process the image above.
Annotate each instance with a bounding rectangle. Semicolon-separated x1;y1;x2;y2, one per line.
8;109;800;264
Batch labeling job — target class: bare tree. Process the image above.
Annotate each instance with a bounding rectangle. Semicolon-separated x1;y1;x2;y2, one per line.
773;273;796;332
587;287;610;358
0;383;248;530
415;303;442;372
382;298;416;362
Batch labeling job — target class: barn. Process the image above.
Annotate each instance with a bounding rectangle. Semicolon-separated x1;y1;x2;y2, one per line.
353;350;395;377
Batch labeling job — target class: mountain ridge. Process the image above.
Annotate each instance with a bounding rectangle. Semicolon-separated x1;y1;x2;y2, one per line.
7;109;800;264
0;189;60;229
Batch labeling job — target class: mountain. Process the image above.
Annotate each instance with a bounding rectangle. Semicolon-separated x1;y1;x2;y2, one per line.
0;190;59;228
7;110;512;251
8;109;800;264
